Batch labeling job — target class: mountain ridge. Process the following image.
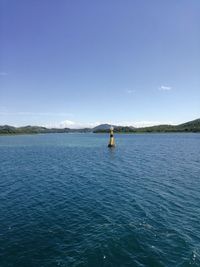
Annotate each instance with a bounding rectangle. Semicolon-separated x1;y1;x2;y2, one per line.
0;118;200;135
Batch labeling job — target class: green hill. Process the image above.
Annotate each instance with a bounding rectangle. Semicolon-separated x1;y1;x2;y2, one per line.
0;119;200;135
0;125;91;135
177;119;200;132
93;119;200;133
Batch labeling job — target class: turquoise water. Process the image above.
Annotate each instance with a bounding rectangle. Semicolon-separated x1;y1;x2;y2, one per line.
0;133;200;267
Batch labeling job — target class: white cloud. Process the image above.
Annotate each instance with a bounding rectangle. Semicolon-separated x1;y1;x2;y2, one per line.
159;85;172;91
60;120;76;128
126;89;136;94
0;110;176;129
104;120;174;128
130;121;174;127
59;120;100;129
50;120;175;129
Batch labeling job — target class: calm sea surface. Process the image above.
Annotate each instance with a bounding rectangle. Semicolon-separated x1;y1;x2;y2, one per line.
0;133;200;267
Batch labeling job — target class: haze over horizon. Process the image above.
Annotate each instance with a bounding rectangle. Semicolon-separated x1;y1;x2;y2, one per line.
1;1;200;128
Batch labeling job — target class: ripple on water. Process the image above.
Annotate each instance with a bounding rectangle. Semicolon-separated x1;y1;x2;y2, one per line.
0;133;200;267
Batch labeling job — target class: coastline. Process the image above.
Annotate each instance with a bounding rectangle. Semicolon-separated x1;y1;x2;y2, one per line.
0;118;200;135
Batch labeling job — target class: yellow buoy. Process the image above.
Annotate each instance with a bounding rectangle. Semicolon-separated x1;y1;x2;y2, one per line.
108;126;115;148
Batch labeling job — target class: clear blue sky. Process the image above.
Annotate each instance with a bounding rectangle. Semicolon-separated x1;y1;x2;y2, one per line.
1;0;200;128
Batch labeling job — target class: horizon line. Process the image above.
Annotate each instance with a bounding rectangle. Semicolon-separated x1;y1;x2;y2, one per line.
1;117;199;130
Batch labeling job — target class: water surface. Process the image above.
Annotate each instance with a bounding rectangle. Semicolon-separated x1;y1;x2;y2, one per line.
0;133;200;266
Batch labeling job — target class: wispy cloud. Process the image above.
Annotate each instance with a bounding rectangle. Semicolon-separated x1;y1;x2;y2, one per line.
129;121;174;127
0;72;8;76
2;119;176;129
58;120;100;129
106;120;174;127
49;120;175;129
159;85;172;91
126;89;136;94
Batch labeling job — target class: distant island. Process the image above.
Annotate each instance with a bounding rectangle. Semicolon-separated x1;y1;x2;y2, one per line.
0;118;200;135
93;119;200;133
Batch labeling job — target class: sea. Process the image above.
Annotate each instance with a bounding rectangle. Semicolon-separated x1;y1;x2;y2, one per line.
0;133;200;267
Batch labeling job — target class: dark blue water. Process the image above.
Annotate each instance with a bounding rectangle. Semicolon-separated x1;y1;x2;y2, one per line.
0;133;200;267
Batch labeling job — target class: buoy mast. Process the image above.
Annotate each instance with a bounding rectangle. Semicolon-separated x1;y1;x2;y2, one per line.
108;126;115;148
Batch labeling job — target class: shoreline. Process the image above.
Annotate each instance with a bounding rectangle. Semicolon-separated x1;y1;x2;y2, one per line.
0;131;200;137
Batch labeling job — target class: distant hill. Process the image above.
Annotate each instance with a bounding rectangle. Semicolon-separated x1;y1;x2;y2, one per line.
93;124;117;131
93;119;200;133
0;119;200;135
177;119;200;132
93;124;136;132
0;125;17;134
0;125;91;135
138;119;200;133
